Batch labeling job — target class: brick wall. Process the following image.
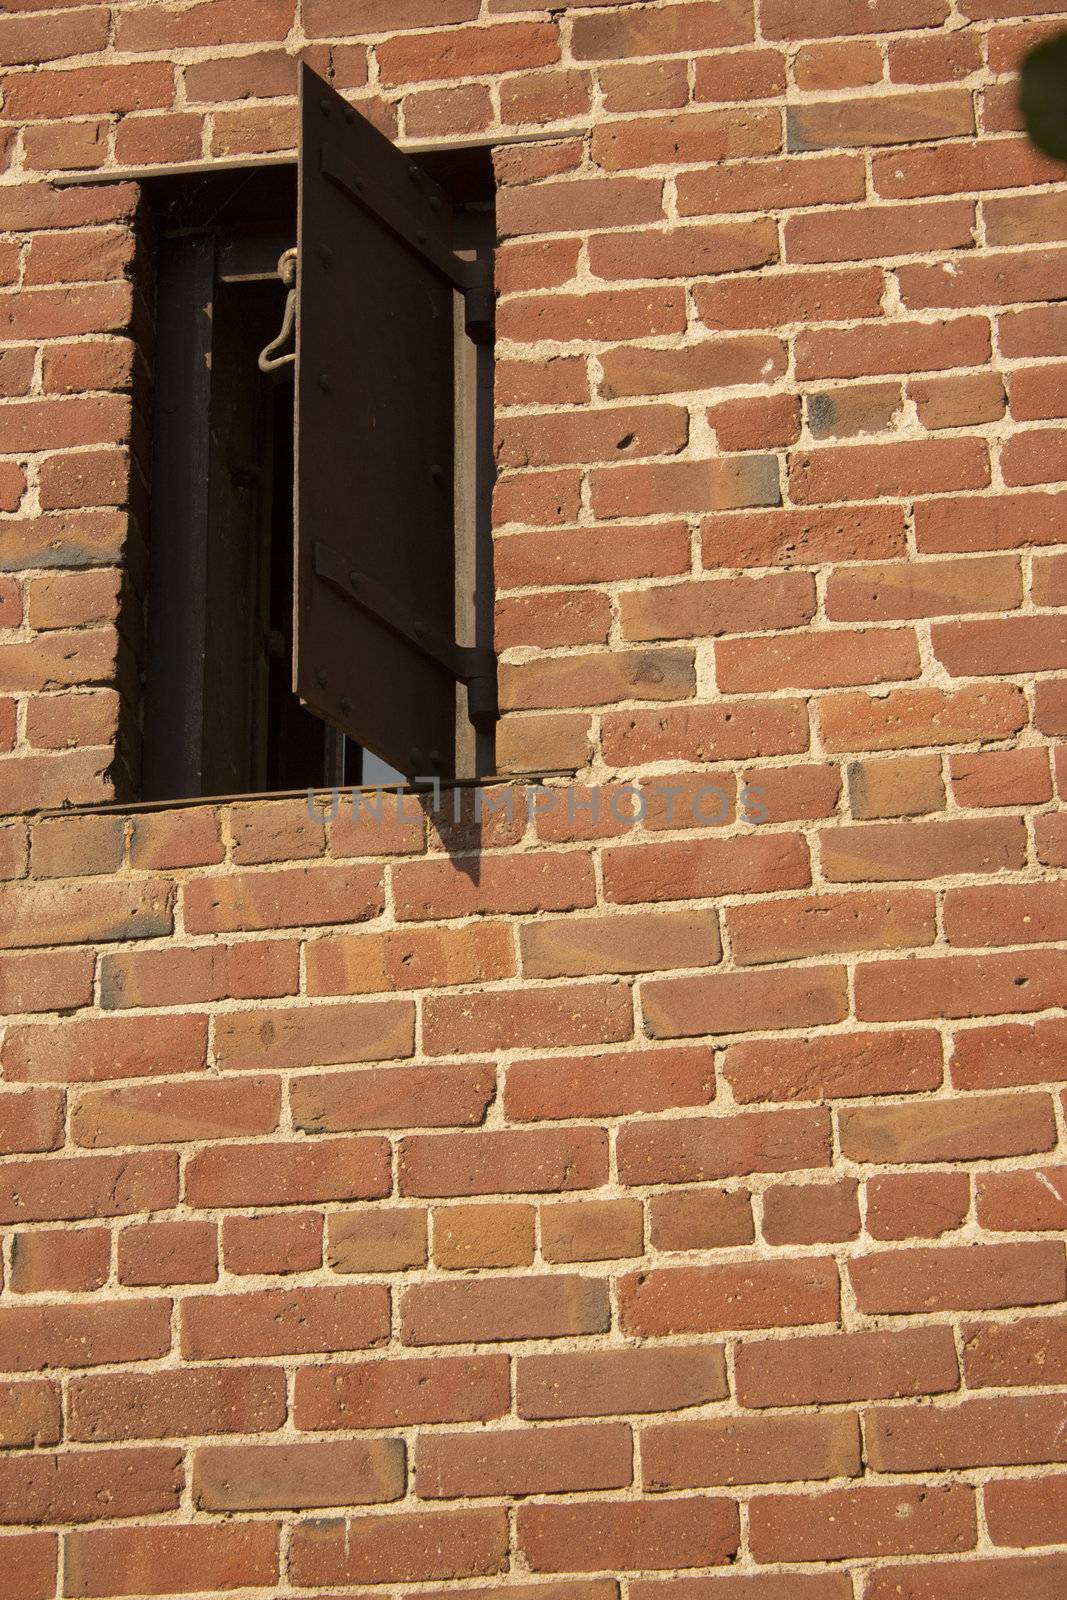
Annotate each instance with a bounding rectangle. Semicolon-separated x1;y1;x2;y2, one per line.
2;1;1067;1596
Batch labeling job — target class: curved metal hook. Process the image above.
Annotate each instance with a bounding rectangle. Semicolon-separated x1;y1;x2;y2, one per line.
258;248;299;373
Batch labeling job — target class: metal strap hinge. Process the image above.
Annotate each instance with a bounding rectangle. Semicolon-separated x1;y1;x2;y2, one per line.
313;541;498;730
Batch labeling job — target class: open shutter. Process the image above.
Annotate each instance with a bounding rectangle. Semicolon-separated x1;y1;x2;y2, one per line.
293;63;495;780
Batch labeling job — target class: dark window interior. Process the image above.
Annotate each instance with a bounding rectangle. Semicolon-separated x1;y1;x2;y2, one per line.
139;143;495;802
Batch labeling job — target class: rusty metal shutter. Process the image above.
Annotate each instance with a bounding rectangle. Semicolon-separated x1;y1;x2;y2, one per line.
293;63;495;781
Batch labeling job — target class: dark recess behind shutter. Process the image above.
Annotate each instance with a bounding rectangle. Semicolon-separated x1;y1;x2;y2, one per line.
294;63;466;780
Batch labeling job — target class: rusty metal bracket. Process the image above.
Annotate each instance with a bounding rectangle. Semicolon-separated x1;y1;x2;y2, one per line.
257;248;298;372
313;540;498;730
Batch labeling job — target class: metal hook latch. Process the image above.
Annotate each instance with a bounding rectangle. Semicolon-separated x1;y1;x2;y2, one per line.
257;248;298;373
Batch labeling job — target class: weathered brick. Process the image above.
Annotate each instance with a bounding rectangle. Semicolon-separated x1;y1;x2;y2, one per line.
735;1327;960;1406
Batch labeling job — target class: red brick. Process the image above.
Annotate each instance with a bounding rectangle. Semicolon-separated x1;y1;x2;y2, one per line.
865;1555;1067;1600
796;316;990;380
499;68;591;125
602;58;689;112
501;646;696;711
0;1086;64;1155
697;266;884;329
99;940;298;1009
499;402;688;470
224;1212;322;1276
828;555;1021;621
181;1284;390;1359
791;438;990;504
519;1497;739;1574
951;1017;1067;1089
703;504;906;569
591;456;781;518
762;1178;860;1244
294;1355;510;1429
541;1198;643;1263
618;1107;831;1185
393;851;594;920
600;337;787;399
10;1227;109;1293
571;2;753;61
820;683;1027;752
725;1029;943;1103
987;1476;1067;1547
707;393;801;451
916;490;1067;553
914;370;1007;429
619;1259;839;1335
678;152;865;215
517;1346;727;1419
932;614;1067;676
856;949;1067;1021
423;983;632;1056
498;177;664;239
0;1299;171;1373
72;1077;280;1147
821;815;1026;882
849;1241;1066;1313
2;63;175;121
416;1422;632;1498
377;23;560;85
604;835;809;906
763;0;948;38
194;1437;405;1511
643;966;848;1039
496;588;611;649
521;909;718;978
866;1171;971;1239
868;1394;1067;1470
6;1536;60;1600
786;199;974;263
118;1220;217;1287
841;1092;1056;1163
945;880;1067;947
735;1327;960;1406
3;1011;206;1088
0;1150;176;1225
213;1000;414;1071
593;111;777;177
643;1413;860;1488
289;1508;508;1586
589;220;778;280
650;1186;754;1251
0;1446;182;1527
719;626;921;691
402;1275;610;1345
962;1315;1067;1389
432;1203;533;1270
0;948;93;1014
1001;427;1067;486
186;1136;390;1209
977;1167;1067;1232
890;31;982;81
400;1127;606;1198
696;47;786;101
795;40;883;90
505;1045;715;1122
749;1482;976;1563
291;1063;495;1133
64;1524;278;1598
727;889;935;964
0;1379;61;1448
183;862;383;932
